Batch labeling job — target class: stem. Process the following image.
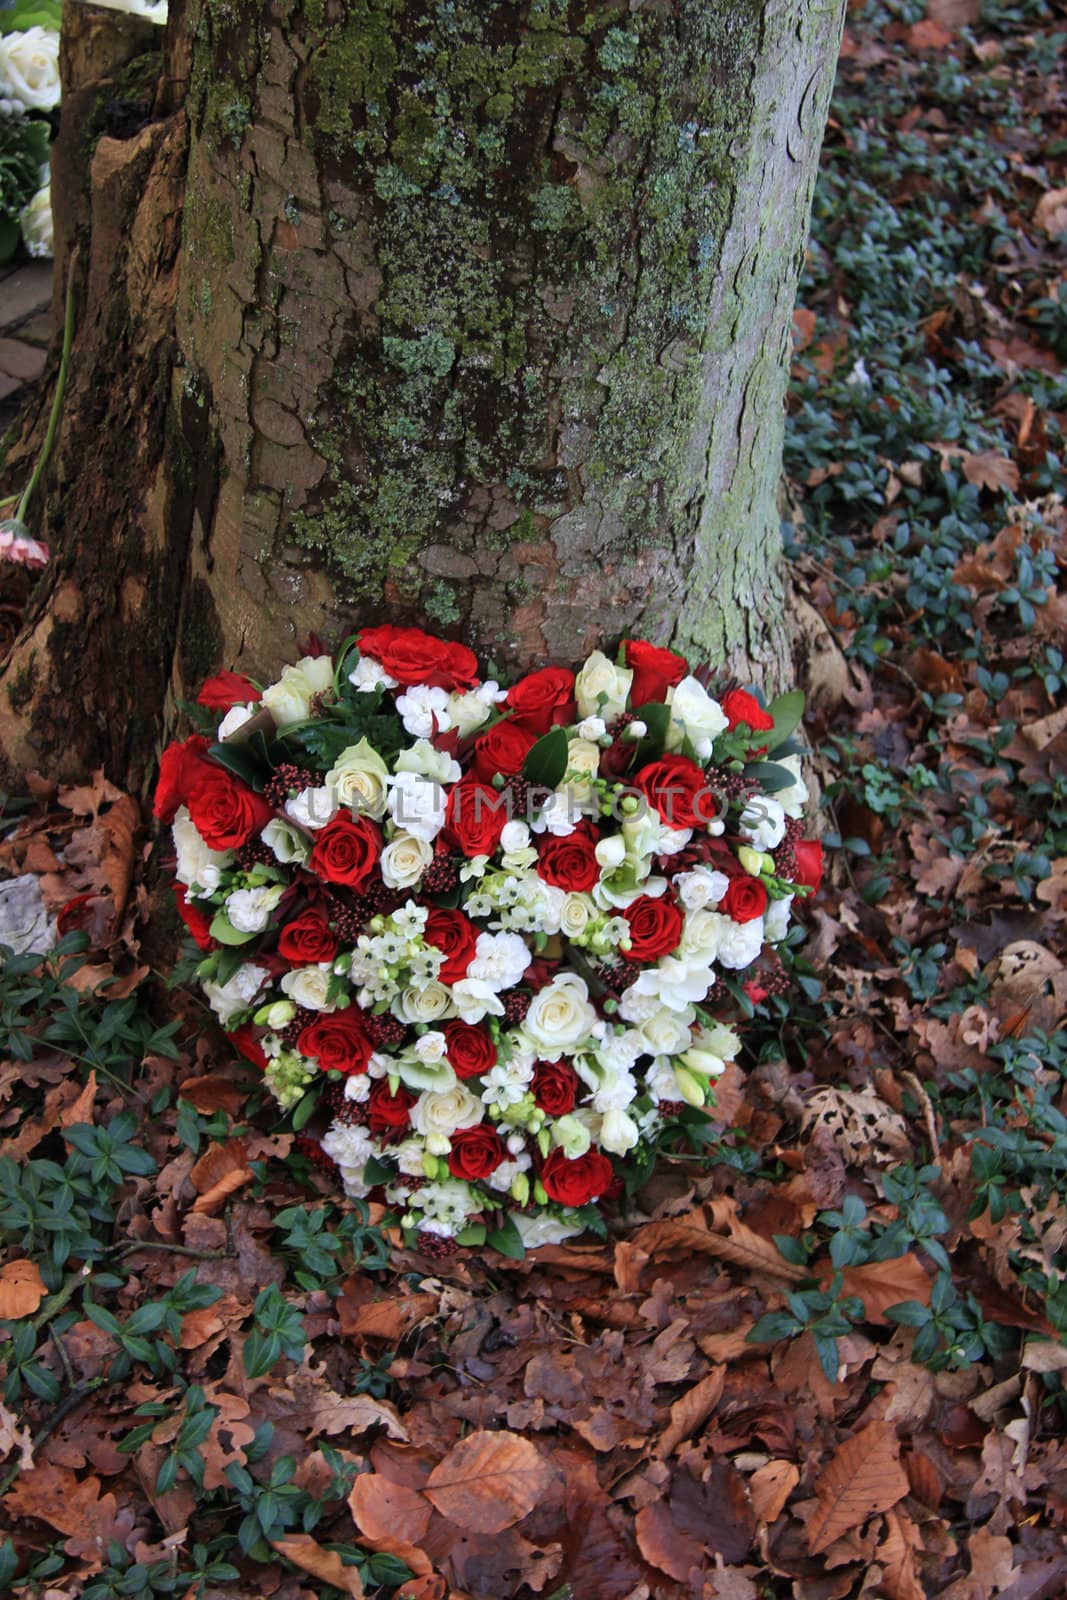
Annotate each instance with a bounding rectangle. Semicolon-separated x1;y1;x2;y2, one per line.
15;247;79;527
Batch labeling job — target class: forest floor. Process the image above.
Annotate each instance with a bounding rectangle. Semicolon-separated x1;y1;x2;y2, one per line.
1;0;1066;1597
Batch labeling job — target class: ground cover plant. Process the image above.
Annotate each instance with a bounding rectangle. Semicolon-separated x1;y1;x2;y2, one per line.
0;0;1065;1594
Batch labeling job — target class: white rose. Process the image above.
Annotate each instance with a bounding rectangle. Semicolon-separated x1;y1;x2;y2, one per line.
224;883;283;933
387;770;446;842
513;1212;583;1248
739;795;787;852
0;27;60;113
279;963;336;1011
395;685;451;738
202;962;270;1025
550;1114;592;1158
666;676;728;760
380;831;433;889
394;981;454;1024
261;817;311;865
500;820;531;853
411;1083;483;1138
447;687;496;737
261;655;334;726
326;739;389;818
19;177;52;259
776;754;810;820
348;653;398;692
639;1009;693;1056
574;650;633;722
765;894;794;943
524;973;599;1054
284;786;337;831
558;892;594;940
565;738;602;799
577;716;607;741
394;739;461;785
173;806;231;896
600;1107;640;1155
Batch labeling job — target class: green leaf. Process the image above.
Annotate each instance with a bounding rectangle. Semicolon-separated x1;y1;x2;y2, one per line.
207;741;270;792
455;1222;487;1247
0;0;62;33
743;760;797;794
290;1091;317;1132
630;701;671;766
486;1213;525;1259
884;1300;931;1328
763;689;806;752
522;726;569;788
362;1154;395;1187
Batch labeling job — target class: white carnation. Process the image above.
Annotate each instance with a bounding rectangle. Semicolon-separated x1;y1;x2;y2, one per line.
284;786;337;831
395;685;451;738
202;963;269;1025
387;771;446;841
225;883;283;933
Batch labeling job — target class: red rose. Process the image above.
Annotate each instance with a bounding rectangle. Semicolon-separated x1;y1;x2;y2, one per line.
633;755;715;829
230;1023;269;1072
535;822;599;893
444;1020;497;1080
623;894;684;961
278;910;338;965
447;1123;506;1181
186;764;274;852
309;815;381;890
154;734;211;823
197;670;262;711
367;1079;416;1132
623;639;688;706
721;877;768;924
743;980;770;1005
531;1059;579;1116
791;839;824;892
424;907;478;984
297;1009;373;1075
541;1147;614;1207
357;624;479;691
443;778;510;857
173;884;215;950
505;666;576;734
472;720;537;783
721;688;775;734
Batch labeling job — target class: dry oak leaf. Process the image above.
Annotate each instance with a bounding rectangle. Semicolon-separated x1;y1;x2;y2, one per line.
806;1420;909;1555
423;1429;555;1534
836;1255;932;1326
2;1461;127;1547
654;1365;726;1457
267;1370;408;1441
341;1291;439;1343
271;1533;365;1597
0;1258;47;1319
1034;186;1067;238
189;1138;253;1214
961;450;1020;494
349;1472;432;1545
748;1460;800;1525
874;1507;925;1600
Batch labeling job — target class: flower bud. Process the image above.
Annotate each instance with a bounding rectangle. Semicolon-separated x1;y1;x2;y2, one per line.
426;1132;450;1156
511;1172;530;1206
255;1000;295;1028
672;1064;708;1107
533;1180;549;1206
421;1152;439;1178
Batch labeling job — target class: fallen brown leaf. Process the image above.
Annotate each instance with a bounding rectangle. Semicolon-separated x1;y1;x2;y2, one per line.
0;1259;46;1319
271;1533;365;1596
349;1472;432;1545
423;1429;554;1534
806;1421;909;1554
654;1365;725;1457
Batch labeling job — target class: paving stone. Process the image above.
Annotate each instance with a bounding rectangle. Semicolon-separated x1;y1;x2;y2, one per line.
0;263;53;333
0;337;46;382
0;372;21;402
17;310;54;347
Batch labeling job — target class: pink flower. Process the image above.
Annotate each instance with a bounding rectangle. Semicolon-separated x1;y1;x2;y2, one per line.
0;518;49;569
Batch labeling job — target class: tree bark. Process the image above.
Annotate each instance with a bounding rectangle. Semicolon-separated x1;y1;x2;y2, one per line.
0;0;844;786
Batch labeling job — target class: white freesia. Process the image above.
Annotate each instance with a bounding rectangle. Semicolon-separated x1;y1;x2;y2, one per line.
524;973;599;1054
394;739;461;785
387;770;446;841
701;1022;741;1060
739;795;787;851
450;977;506;1024
261;817;311;865
413;1030;449;1063
225;883;284;933
326;739;389;818
564;738;602;800
285;786;337;831
600;1106;640;1155
19;178;52;259
396;685;451;738
666;676;728;760
776;753;810;820
513;1212;583;1248
575;651;633;721
279;963;336;1011
680;1042;728;1079
217;702;256;740
202;962;269;1025
0;27;60;113
348;653;398;691
679;910;727;964
411;1083;483;1138
629;956;716;1012
531;790;582;836
261;654;334;726
380;831;433;889
173;807;230;896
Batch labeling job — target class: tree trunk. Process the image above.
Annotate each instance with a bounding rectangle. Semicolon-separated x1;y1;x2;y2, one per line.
0;0;844;787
